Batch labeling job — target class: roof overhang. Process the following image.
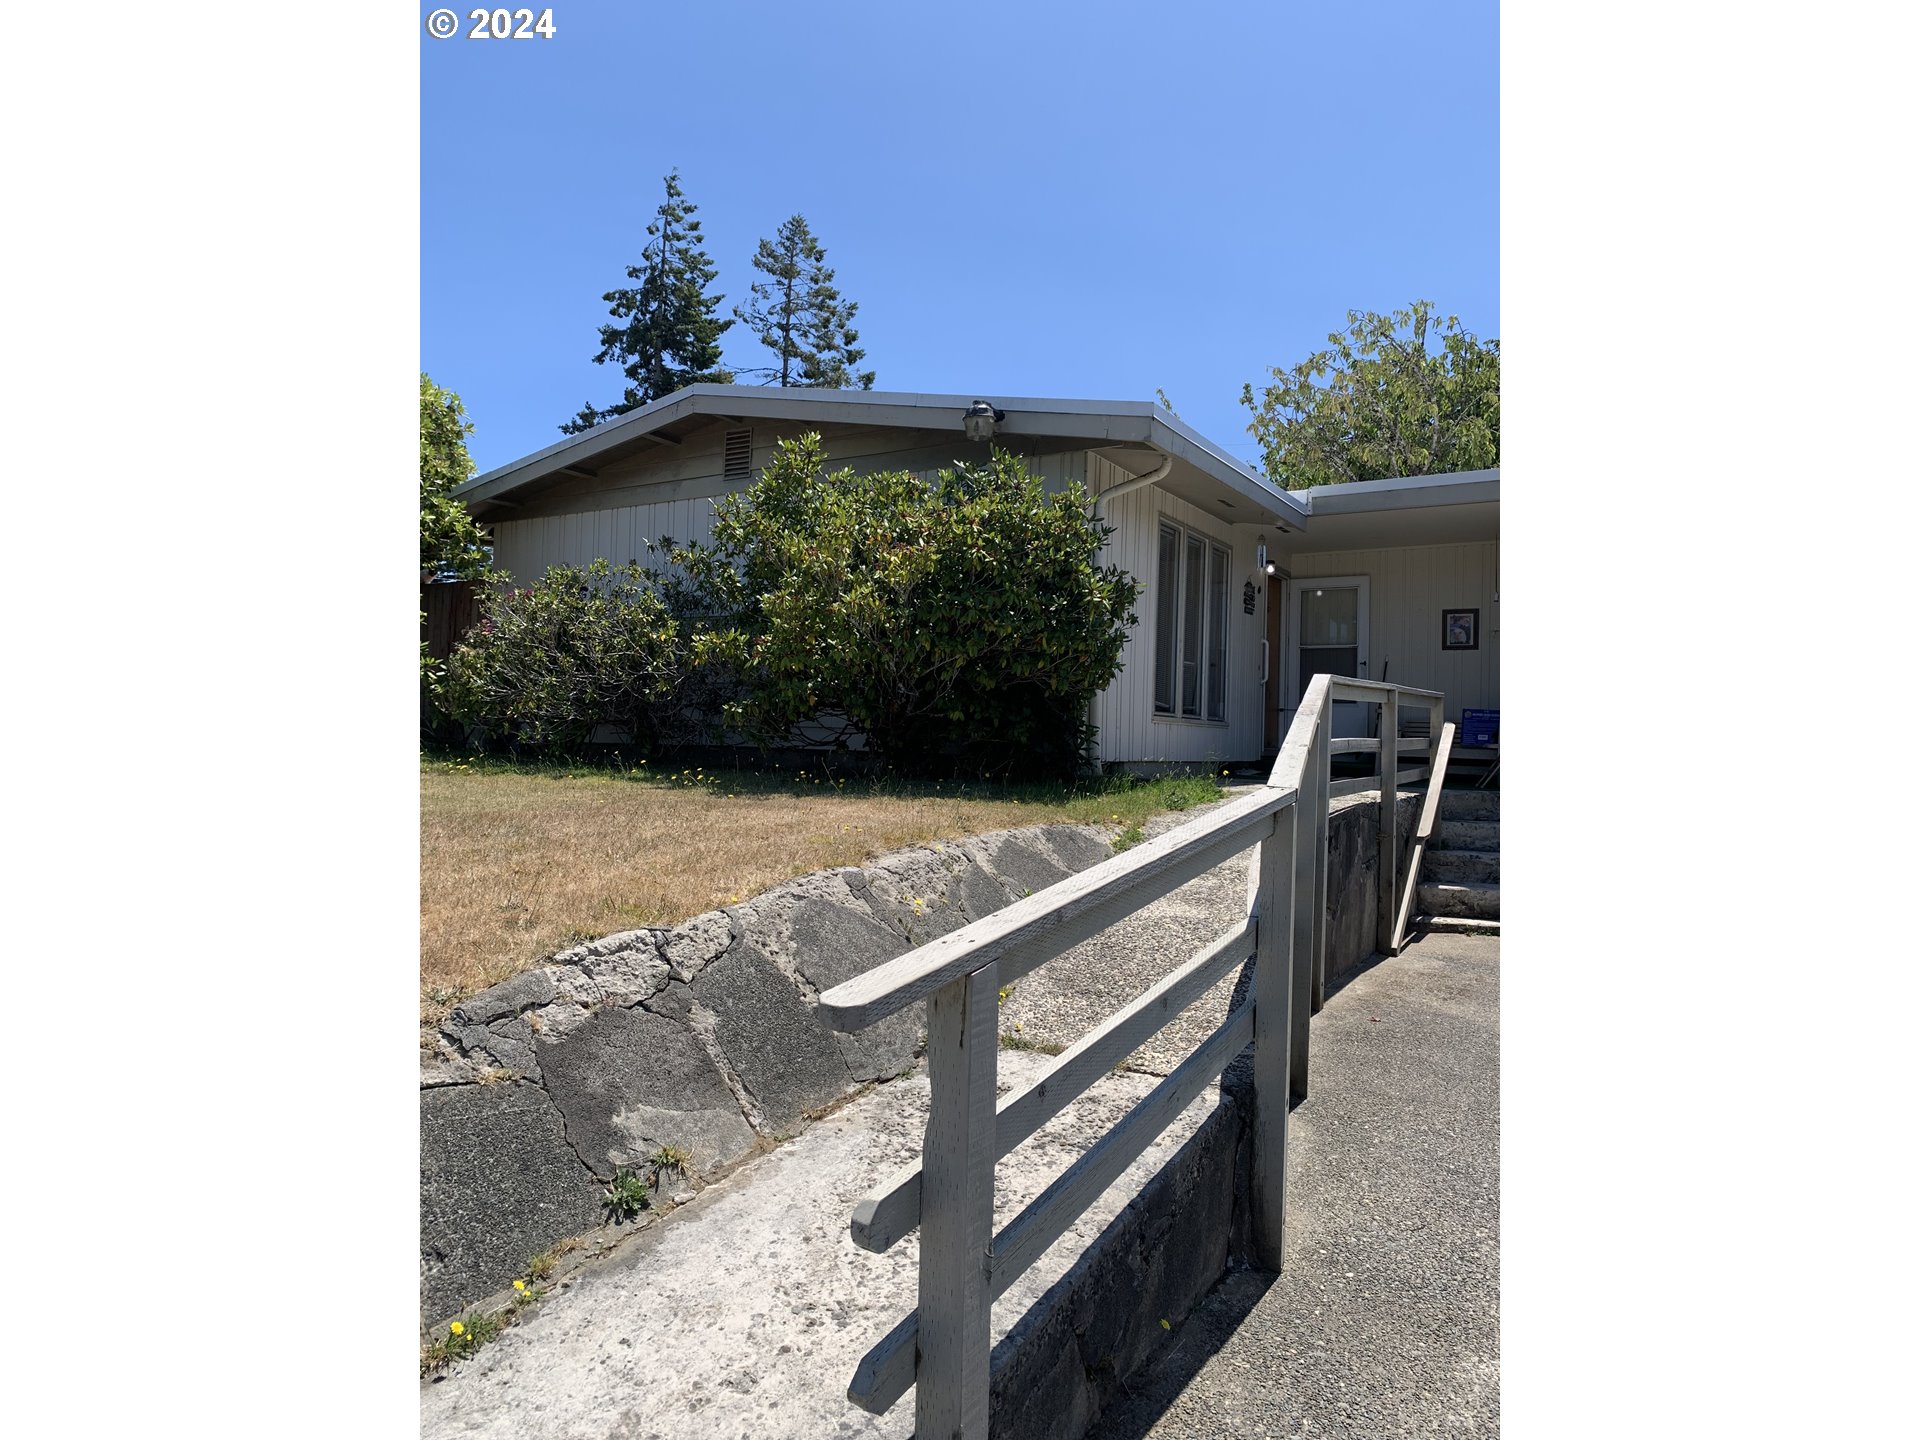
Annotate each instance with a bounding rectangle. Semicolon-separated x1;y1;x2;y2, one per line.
1278;468;1500;553
454;385;1312;528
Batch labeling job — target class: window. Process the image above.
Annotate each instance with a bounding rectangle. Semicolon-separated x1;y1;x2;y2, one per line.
1153;521;1231;721
1297;585;1360;700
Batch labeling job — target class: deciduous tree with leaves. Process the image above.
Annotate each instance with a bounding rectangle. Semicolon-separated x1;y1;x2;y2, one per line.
1240;301;1499;489
734;214;874;389
562;170;734;433
420;374;489;580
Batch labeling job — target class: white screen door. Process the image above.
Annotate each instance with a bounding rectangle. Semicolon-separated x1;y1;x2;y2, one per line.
1292;576;1370;737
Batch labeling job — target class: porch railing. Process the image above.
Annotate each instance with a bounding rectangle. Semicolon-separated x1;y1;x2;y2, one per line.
816;673;1446;1437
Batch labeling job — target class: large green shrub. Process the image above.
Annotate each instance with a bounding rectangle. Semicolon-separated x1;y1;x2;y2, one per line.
676;435;1140;778
434;560;710;752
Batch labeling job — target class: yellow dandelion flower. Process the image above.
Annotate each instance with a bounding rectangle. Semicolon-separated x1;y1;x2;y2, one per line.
450;1321;465;1335
513;1280;527;1292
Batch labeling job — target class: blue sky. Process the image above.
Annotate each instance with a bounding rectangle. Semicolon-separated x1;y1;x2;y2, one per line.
422;1;1498;475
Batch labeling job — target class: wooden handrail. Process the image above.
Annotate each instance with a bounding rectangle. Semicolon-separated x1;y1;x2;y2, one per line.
817;785;1293;1030
828;668;1442;1435
849;916;1256;1254
1329;766;1429;799
1328;677;1443;703
849;1001;1258;1416
1389;722;1456;954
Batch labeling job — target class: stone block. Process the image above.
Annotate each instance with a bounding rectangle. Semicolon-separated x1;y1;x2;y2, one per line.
1041;824;1118;873
537;1005;756;1179
977;830;1073;900
784;897;923;1081
449;969;559;1028
662;910;736;983
957;859;1021;920
693;942;854;1137
572;938;670;1006
857;849;972;943
419;1082;602;1325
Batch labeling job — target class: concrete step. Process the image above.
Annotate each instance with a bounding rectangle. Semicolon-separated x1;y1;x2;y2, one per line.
1437;789;1499;822
1421;914;1501;937
1434;819;1500;851
1423;848;1500;885
1418;880;1500;921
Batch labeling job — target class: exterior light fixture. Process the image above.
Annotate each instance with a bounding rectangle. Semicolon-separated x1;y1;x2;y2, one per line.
963;400;1005;443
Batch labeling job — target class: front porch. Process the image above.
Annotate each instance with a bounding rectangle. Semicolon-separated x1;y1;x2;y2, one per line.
1257;469;1499;773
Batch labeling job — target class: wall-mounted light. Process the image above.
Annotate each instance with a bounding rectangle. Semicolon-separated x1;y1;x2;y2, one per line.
963;400;1006;443
1255;537;1277;576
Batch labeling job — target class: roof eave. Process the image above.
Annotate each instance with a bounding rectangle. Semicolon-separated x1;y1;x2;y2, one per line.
453;385;1311;527
1301;468;1501;515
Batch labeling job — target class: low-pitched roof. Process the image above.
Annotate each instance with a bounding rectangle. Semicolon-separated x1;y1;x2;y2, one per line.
453;384;1311;526
453;385;1500;543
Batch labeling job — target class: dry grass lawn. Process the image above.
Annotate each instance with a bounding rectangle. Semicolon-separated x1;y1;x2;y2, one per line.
421;757;1223;1035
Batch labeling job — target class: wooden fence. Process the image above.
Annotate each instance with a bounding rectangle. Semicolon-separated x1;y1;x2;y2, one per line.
817;672;1451;1436
420;580;481;661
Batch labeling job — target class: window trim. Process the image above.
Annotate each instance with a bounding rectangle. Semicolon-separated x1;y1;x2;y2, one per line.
1152;519;1232;725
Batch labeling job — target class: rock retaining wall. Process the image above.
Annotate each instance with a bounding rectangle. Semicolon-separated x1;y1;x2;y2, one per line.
420;823;1114;1324
420;789;1420;1329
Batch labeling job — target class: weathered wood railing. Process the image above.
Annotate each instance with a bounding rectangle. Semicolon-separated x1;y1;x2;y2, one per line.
817;673;1444;1437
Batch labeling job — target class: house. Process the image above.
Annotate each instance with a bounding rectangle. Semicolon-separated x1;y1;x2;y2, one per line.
452;386;1498;770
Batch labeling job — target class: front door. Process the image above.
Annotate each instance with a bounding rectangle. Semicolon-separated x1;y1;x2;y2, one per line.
1292;575;1371;738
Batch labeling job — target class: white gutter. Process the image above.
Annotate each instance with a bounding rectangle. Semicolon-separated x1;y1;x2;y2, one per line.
1093;455;1173;511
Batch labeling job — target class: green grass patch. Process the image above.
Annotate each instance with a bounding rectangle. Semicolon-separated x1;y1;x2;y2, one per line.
1000;1031;1067;1055
421;747;1224;829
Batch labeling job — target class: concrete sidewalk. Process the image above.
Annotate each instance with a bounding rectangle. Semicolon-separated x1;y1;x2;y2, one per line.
1088;931;1501;1440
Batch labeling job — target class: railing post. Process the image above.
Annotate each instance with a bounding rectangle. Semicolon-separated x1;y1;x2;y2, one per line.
1289;748;1317;1104
916;961;999;1440
1311;709;1331;1013
1251;805;1295;1271
1378;689;1400;953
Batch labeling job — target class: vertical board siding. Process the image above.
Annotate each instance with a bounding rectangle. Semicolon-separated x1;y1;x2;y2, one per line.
491;500;724;584
1285;542;1500;725
486;447;1275;769
490;452;1092;587
1087;453;1266;768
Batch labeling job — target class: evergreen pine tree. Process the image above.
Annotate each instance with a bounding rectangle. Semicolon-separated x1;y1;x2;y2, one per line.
735;215;821;387
562;170;734;433
734;214;875;390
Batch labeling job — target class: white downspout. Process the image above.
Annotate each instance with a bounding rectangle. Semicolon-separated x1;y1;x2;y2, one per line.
1094;454;1173;512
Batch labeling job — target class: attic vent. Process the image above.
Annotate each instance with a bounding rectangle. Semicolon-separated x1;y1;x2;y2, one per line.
723;428;753;481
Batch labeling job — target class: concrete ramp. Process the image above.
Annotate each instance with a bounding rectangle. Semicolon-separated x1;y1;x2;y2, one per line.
420;1048;1227;1439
